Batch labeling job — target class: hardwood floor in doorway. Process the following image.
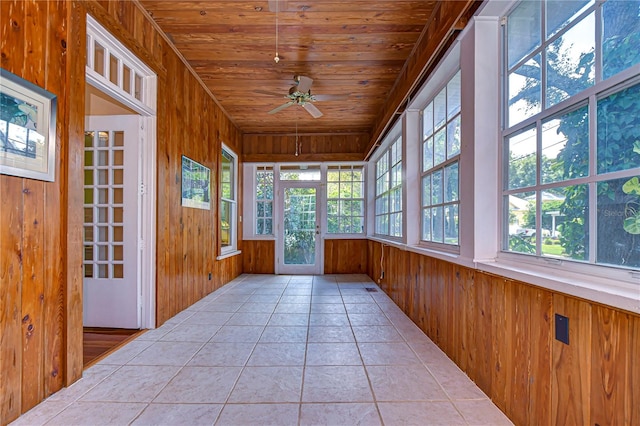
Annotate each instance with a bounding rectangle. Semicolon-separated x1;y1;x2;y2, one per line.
83;328;143;368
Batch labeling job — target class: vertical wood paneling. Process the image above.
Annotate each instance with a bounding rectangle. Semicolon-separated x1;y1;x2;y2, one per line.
323;239;368;274
21;180;45;412
0;177;24;424
242;133;368;162
552;294;592;425
490;277;510;413
242;240;275;274
528;287;552;426
590;306;630;425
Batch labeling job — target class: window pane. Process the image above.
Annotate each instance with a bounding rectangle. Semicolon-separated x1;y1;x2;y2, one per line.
506;191;537;254
597;177;640;267
546;185;587;261
433;128;446;166
546;0;592;38
602;1;640;80
545;13;595;108
597;82;640;174
423;137;433;172
422;175;431;207
508;54;542;127
541;105;589;184
432;207;443;243
433;90;447;130
352;181;363;198
507;127;537;190
432;170;443;205
447;116;461;159
444;163;459;203
444;204;459;245
447;71;461;119
423;102;434;139
221;200;231;247
422;207;432;241
327;170;340;182
507;0;541;69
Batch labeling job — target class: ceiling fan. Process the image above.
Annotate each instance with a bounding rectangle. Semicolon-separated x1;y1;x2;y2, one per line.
256;75;347;119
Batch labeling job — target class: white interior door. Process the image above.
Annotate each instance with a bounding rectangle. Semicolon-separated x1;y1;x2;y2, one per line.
277;182;322;274
83;115;140;328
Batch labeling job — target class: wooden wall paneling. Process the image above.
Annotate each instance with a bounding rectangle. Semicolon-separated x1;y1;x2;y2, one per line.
590;305;631;424
323;239;368;274
466;271;492;396
242;240;275;274
47;0;67;399
527;287;552;426
0;177;24;424
490;277;510;414
506;282;532;426
19;0;47;412
21;180;45;412
551;294;592;425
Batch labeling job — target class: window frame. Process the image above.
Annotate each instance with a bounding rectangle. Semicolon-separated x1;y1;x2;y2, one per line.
219;144;238;256
420;69;462;251
374;134;403;240
254;165;274;236
326;164;366;236
500;0;640;277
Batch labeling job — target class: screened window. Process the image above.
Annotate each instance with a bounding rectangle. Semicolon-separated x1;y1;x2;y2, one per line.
421;71;461;245
255;166;274;235
375;137;403;237
503;0;640;268
220;146;237;252
327;165;365;234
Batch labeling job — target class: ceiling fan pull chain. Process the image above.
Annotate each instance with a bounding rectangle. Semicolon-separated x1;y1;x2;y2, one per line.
274;1;280;63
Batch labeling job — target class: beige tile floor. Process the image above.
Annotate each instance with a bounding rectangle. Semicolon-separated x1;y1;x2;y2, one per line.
12;274;513;426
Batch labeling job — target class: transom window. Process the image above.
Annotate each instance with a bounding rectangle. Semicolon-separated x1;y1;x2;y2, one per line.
503;0;640;269
421;71;461;245
375;136;403;237
327;165;365;234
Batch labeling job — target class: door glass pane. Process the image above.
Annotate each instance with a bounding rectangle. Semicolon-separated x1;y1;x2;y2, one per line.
284;187;316;265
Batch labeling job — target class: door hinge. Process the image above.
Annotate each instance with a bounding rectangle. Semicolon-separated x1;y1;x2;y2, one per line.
139;183;146;195
139;239;146;250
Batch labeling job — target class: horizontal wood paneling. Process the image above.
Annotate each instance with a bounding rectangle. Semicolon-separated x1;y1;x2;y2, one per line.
242;133;368;163
323;239;368;274
366;241;640;426
242;240;276;274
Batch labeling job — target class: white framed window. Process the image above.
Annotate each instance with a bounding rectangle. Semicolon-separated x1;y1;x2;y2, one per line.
327;165;365;234
220;145;238;254
255;166;274;235
421;71;461;246
375;136;403;238
502;0;640;270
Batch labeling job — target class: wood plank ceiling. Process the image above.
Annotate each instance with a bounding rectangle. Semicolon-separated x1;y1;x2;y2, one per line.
137;0;480;151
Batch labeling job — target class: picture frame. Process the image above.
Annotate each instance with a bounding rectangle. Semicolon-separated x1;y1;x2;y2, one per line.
0;68;57;182
181;155;211;210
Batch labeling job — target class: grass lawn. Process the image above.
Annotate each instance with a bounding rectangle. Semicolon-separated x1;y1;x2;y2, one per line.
542;243;564;256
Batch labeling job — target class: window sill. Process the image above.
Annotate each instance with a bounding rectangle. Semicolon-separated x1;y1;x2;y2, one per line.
216;250;242;261
366;237;640;313
243;236;276;241
476;258;640;315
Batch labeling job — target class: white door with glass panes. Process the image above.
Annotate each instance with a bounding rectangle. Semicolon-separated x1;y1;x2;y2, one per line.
83;115;140;328
277;182;322;274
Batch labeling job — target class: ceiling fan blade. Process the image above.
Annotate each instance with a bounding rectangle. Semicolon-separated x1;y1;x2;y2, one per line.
296;75;314;93
268;0;288;12
255;89;286;97
302;103;323;118
313;94;349;101
268;102;294;114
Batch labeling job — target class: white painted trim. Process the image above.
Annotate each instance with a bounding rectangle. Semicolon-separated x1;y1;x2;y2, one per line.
221;144;239;255
85;14;158;329
217;250;242;261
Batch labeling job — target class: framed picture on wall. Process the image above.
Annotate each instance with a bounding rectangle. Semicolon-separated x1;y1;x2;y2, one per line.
181;155;211;210
0;68;57;182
